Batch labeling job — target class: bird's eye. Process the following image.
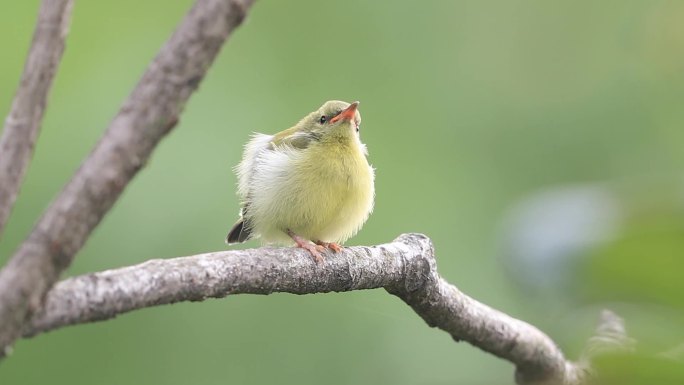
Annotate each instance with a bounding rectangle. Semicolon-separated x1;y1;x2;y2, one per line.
319;116;327;124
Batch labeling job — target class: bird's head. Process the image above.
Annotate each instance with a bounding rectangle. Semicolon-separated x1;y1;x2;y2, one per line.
296;100;362;142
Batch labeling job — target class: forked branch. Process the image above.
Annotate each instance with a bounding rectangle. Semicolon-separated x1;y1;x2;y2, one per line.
0;0;255;357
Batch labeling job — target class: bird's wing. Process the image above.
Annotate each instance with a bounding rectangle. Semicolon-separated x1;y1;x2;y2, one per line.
235;129;316;224
235;133;273;201
271;126;320;150
235;129;315;199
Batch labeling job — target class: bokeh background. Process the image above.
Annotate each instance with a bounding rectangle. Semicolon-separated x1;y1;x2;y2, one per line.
2;1;684;384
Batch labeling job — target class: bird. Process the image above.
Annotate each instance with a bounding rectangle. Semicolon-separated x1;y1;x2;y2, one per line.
226;100;375;263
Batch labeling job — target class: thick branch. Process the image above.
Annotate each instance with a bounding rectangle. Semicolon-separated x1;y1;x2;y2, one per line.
24;234;627;385
0;0;73;238
0;0;254;356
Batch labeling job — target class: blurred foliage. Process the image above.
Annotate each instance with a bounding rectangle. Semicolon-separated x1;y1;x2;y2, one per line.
499;180;684;382
583;210;684;309
590;354;684;385
1;0;684;384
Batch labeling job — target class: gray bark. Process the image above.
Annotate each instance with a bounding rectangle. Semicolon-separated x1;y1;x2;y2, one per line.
0;0;74;238
0;0;254;357
24;234;630;385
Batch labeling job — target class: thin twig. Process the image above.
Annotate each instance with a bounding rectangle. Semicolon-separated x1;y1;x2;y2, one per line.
24;234;630;385
0;0;254;357
0;0;74;238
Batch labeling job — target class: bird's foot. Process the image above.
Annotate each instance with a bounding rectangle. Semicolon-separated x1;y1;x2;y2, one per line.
315;240;343;253
288;230;324;264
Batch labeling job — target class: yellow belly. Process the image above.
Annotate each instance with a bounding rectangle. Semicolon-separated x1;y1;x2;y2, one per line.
256;142;374;244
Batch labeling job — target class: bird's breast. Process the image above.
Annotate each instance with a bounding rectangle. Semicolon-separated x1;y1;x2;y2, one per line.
247;139;374;243
296;142;372;189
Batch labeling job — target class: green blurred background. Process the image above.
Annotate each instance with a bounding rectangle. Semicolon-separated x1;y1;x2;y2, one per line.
2;1;684;384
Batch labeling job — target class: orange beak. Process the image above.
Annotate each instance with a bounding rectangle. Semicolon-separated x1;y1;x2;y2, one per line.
330;101;359;124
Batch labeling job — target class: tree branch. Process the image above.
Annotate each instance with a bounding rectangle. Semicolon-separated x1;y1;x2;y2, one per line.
0;0;254;356
0;0;74;238
23;234;630;385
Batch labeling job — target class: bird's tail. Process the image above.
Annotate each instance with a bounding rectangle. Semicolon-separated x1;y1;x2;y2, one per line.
226;219;251;244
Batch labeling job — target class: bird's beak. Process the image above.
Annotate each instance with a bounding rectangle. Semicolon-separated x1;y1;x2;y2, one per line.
330;101;359;124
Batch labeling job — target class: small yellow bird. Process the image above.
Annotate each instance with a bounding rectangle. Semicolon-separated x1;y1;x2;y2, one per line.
226;100;375;263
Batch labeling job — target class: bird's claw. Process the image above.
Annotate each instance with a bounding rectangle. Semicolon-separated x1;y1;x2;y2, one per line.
288;230;325;264
299;243;324;264
315;241;343;253
314;244;326;253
